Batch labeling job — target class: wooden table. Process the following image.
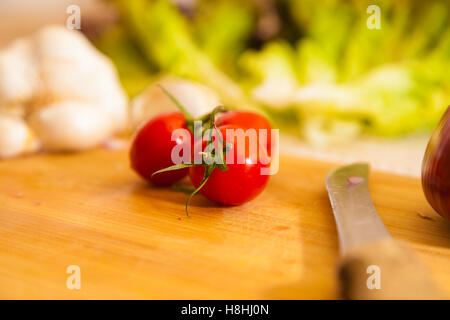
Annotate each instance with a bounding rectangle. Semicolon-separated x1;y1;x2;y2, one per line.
0;149;449;299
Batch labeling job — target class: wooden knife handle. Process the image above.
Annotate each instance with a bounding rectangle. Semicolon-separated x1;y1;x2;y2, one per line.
338;239;445;300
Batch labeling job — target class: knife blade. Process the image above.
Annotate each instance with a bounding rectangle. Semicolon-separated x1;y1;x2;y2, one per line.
325;163;391;255
325;163;444;299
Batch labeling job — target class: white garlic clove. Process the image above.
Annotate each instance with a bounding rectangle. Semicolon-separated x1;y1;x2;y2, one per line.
74;62;129;133
0;115;39;159
0;26;129;157
33;26;129;133
130;77;221;129
0;38;40;115
28;101;113;151
34;25;102;68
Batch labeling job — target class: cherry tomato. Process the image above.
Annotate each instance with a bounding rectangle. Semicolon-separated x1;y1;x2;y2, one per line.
189;124;270;205
130;111;191;186
215;111;273;156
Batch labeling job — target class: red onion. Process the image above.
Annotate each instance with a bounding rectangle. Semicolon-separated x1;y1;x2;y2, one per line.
422;106;450;221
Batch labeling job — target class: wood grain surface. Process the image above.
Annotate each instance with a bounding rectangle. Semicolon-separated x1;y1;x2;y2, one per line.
0;149;449;299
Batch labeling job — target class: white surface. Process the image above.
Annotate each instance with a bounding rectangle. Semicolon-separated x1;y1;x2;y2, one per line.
281;134;430;178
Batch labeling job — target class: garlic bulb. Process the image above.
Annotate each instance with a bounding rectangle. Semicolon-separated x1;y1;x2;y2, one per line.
0;115;39;158
131;77;221;129
28;101;113;151
0;39;39;116
0;25;129;158
33;26;129;132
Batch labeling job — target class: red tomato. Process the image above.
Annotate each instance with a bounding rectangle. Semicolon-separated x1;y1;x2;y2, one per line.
130;112;191;186
189;124;270;205
215;111;273;156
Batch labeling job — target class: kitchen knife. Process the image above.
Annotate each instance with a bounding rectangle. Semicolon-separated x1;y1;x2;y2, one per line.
326;163;444;300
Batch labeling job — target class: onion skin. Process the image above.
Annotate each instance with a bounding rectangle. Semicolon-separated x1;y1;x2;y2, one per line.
422;106;450;221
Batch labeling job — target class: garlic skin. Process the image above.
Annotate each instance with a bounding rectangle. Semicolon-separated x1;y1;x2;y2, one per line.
131;77;221;129
0;39;39;116
28;101;113;152
33;26;129;132
0;115;39;158
0;25;129;158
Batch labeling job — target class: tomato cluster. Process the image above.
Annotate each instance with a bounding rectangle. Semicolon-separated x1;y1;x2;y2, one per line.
130;109;273;209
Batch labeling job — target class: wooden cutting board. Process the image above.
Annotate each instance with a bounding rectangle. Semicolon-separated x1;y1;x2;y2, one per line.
1;149;449;299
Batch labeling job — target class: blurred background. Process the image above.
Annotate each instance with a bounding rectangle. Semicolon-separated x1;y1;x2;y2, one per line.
1;0;449;175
